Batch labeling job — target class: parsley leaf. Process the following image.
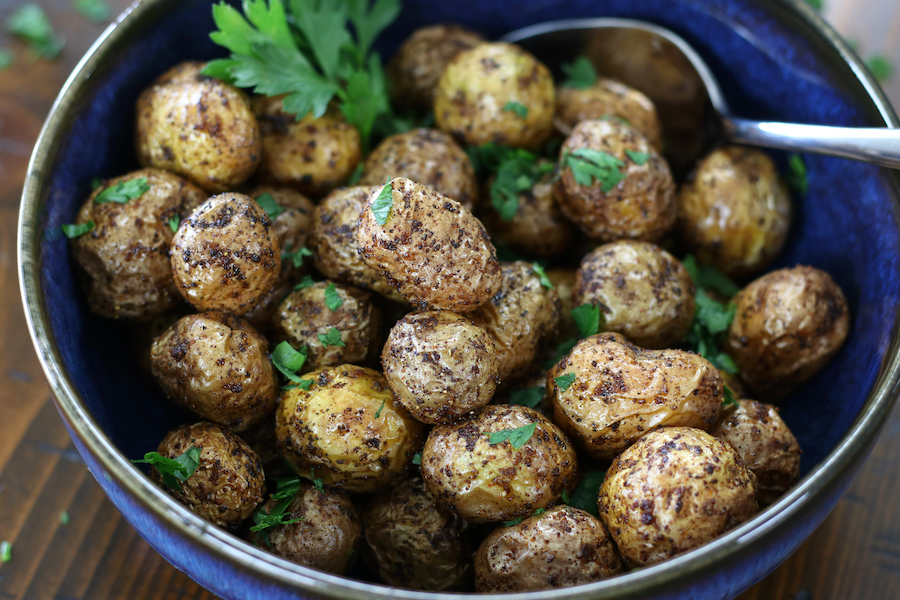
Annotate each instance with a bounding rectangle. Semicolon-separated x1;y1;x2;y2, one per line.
132;446;201;492
682;255;740;298
270;476;302;500
60;511;70;525
531;263;554;289
309;468;325;492
722;385;739;409
469;144;554;221
509;386;545;409
347;162;364;185
560;56;598;89
373;399;386;419
563;148;626;192
74;0;111;23
0;540;10;564
625;149;649;165
371;180;394;225
503;516;523;527
168;215;180;233
94;177;150;204
803;0;822;9
866;55;894;83
282;244;313;268
571;304;604;339
412;452;422;465
90;177;104;190
488;423;537;449
324;282;343;311
7;4;65;59
283;378;314;392
554;373;576;392
255;192;284;219
62;221;94;239
318;327;346;347
543;337;578;370
568;471;605;516
786;153;809;196
503;101;528;119
250;477;304;545
272;341;308;382
0;50;12;70
295;275;316;290
682;258;739;374
561;489;571;504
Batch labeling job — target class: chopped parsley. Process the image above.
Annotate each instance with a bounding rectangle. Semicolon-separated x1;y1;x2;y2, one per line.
563;148;626;192
74;0;111;23
503;516;523;527
94;177;150;204
531;263;553;289
90;177;104;190
255;192;284;219
347;162;364;185
132;446;201;492
554;373;576;392
568;471;605;516
503;101;528;119
283;379;313;392
59;511;70;525
272;341;308;383
371;180;394;225
866;55;894;83
62;220;94;239
509;386;544;409
682;256;739;374
682;255;740;298
318;327;346;347
168;215;180;233
295;275;316;290
373;399;386;419
282;244;313;268
561;489;571;504
488;423;537;449
7;4;65;59
324;283;344;311
625;149;649;165
560;56;598;89
786;153;809;196
310;468;324;492
0;50;12;70
571;304;604;339
270;475;302;501
0;540;10;564
468;144;554;221
412;452;422;465
251;481;303;545
722;386;739;409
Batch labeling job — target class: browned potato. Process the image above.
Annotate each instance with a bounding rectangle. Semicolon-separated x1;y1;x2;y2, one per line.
388;24;485;110
474;505;623;592
253;97;361;197
726;266;850;397
434;42;555;149
548;332;723;460
359;129;478;211
574;240;695;349
136;62;260;192
554;78;662;148
249;483;360;575
381;310;500;424
150;312;277;432
171;193;280;315
598;427;758;567
421;404;577;523
70;168;206;320
153;422;265;528
362;477;476;591
274;281;381;371
711;399;801;507
357;177;501;313
471;261;561;385
276;365;424;493
678;147;792;277
555;119;676;242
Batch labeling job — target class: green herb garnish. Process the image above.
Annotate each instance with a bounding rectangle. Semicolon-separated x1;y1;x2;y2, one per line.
412;453;422;465
94;177;150;204
371;180;394;225
168;215;180;233
0;50;13;70
62;221;94;239
786;153;809;196
503;101;528;119
560;56;598;89
866;55;894;83
542;337;578;370
74;0;111;23
488;423;537;449
625;149;649;165
721;386;739;409
682;255;740;298
295;275;316;290
324;283;344;311
60;511;70;525
509;386;545;409
272;341;308;382
283;379;314;392
0;541;10;564
554;373;576;392
132;446;201;492
255;192;284;219
282;244;313;268
250;478;304;545
310;468;324;492
503;516;523;527
318;327;346;347
682;257;739;374
571;304;604;339
563;149;626;192
270;476;302;500
531;263;553;289
468;144;554;221
373;399;386;419
347;162;364;185
561;490;571;504
90;177;104;190
7;4;65;59
568;471;605;516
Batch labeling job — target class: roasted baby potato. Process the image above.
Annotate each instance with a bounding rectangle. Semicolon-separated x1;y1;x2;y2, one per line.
548;332;723;460
276;365;424;493
726;266;850;397
150;311;277;432
474;505;623;592
574;240;695;349
70;168;206;320
136;62;260;192
598;427;758;567
421;404;577;523
678;147;792;277
359;129;478;211
171;193;280;315
362;477;476;591
381;310;500;424
434;42;555;149
555;118;676;242
252;97;361;197
153;421;265;528
357;177;501;313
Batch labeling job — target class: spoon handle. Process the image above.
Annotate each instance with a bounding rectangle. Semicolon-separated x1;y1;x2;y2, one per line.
724;118;900;169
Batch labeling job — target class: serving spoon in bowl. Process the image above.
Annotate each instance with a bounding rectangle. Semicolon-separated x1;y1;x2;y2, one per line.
501;18;900;170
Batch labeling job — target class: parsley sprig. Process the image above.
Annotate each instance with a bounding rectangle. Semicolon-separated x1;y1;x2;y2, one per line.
251;476;304;545
132;446;201;492
318;327;346;347
7;4;65;59
62;221;95;239
566;470;605;516
560;56;598;89
543;303;606;369
786;154;809;196
509;386;544;408
94;177;150;204
562;148;626;192
488;423;537;449
682;255;739;374
272;341;309;383
468;144;554;221
282;244;313;268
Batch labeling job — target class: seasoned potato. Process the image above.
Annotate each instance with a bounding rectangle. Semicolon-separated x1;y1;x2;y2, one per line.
274;281;381;371
711;399;801;507
598;427;758;567
250;483;360;575
678;147;792;277
171;193;280;315
388;24;485;110
136;62;260;192
434;42;555;149
554;78;662;148
359;129;478;211
555;118;676;242
276;365;424;493
357;177;501;313
726;266;850;397
574;241;695;349
548;332;723;460
471;261;561;384
153;422;265;528
362;477;475;591
421;404;577;523
252;97;361;197
381;310;500;424
474;505;623;592
150;312;277;432
70;168;206;320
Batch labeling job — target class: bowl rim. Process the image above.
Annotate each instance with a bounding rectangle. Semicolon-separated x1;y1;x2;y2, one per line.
17;0;900;598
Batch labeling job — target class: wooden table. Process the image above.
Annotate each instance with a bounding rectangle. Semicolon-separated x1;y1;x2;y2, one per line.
1;1;899;598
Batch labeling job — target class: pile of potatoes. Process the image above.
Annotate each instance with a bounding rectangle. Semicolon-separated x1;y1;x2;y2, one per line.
67;24;850;594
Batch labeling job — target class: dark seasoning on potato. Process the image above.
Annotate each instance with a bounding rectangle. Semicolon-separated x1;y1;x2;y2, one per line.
63;0;847;593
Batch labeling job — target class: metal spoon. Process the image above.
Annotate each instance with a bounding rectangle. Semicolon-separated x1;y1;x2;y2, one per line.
502;18;900;169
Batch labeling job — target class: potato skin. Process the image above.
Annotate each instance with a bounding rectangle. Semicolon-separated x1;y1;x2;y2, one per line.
474;505;623;592
421;404;577;523
548;332;723;460
276;365;424;493
359;129;478;211
598;427;758;567
382;310;500;424
726;266;850;397
154;422;265;528
136;62;260;192
434;42;555;149
71;168;206;320
678;147;791;277
357;177;501;313
171;193;280;315
574;240;695;349
362;477;475;591
711;399;801;507
150;312;277;432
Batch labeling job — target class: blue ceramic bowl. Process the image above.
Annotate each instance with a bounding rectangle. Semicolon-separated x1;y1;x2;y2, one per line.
18;0;900;598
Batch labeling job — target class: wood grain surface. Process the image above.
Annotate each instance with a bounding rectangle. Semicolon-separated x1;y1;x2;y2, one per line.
1;1;899;599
